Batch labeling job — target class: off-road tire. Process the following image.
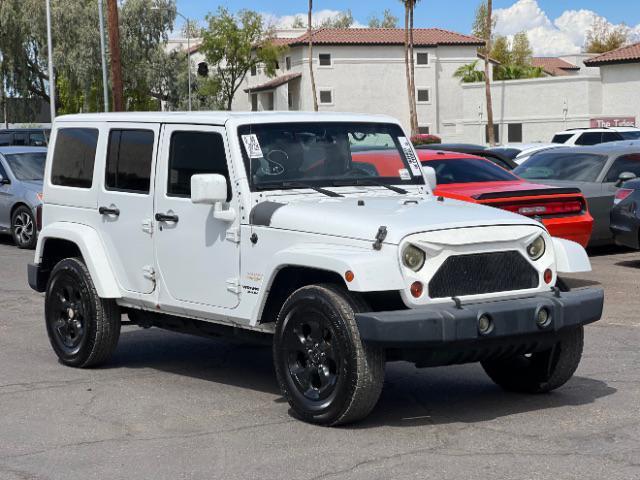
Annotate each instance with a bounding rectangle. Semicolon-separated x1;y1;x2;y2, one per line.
11;205;37;249
45;257;121;368
481;326;584;393
273;284;385;426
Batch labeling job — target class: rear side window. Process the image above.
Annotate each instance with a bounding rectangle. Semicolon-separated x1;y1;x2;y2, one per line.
13;133;27;145
551;134;573;144
51;128;99;188
105;129;155;193
604;154;640;183
575;132;602;146
601;132;622;143
425;158;518;184
0;133;12;146
167;131;230;199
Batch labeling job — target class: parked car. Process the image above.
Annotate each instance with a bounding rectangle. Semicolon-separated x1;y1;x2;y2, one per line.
416;143;517;170
514;144;640;245
551;127;640;146
610;178;640;249
0;128;50;147
28;112;603;426
414;150;593;247
0;146;46;249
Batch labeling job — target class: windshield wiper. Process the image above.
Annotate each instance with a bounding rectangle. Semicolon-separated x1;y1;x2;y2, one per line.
332;178;408;194
256;181;342;197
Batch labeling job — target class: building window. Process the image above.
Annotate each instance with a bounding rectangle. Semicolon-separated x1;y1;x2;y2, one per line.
266;92;275;111
508;124;523;143
319;53;332;67
105;129;155;194
416;52;429;65
418;126;430;134
51;128;99;189
274;60;280;70
417;89;430;103
485;124;500;144
250;64;257;76
319;89;333;105
288;91;293;110
285;56;292;70
251;94;258;112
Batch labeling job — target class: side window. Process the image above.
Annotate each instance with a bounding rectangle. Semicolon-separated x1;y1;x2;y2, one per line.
105;129;155;193
0;133;12;146
29;132;47;146
604;154;640;183
575;132;602;145
167;131;231;200
13;133;27;145
601;132;622;143
51;128;99;188
0;159;7;179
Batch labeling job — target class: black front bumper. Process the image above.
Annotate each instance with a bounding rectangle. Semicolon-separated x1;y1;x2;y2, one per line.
355;288;603;349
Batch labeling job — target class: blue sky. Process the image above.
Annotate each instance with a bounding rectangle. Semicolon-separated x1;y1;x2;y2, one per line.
175;0;639;33
174;0;640;55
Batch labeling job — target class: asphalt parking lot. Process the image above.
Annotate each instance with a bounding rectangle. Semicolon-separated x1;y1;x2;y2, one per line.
1;237;639;480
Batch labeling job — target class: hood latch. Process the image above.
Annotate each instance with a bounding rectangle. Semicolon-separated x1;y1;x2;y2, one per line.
373;226;388;250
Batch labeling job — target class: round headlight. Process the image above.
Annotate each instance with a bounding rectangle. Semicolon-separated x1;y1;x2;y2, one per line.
526;236;546;260
402;245;426;272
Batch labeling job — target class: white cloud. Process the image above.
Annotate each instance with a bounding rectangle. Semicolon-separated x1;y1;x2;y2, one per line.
261;9;365;29
494;0;639;56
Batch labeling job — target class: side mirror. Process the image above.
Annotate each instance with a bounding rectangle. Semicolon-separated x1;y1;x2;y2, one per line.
421;166;437;191
191;174;236;222
0;173;8;185
616;171;637;187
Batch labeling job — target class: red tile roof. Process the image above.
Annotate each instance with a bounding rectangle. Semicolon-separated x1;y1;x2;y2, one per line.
531;57;580;76
244;72;302;93
584;42;640;66
280;28;484;47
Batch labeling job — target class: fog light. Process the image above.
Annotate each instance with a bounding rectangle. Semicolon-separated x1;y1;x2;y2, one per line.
536;308;551;329
544;269;553;284
478;314;493;335
410;281;423;298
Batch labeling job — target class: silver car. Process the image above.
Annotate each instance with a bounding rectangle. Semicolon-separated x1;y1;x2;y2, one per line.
0;146;47;249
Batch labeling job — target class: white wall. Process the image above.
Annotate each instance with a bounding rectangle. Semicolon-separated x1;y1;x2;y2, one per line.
600;64;640;126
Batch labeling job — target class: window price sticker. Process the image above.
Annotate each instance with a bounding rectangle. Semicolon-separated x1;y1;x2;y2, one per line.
398;137;422;176
241;134;264;159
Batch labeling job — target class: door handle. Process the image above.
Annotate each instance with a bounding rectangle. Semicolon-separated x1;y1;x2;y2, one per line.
155;212;179;223
99;206;120;216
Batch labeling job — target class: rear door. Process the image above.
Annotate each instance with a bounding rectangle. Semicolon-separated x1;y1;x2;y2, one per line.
0;156;12;229
97;124;159;294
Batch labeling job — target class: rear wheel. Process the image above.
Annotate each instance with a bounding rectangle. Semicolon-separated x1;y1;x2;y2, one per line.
273;284;385;426
45;258;121;368
481;326;584;393
11;205;37;249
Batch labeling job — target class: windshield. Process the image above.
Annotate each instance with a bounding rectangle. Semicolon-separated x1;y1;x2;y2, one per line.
620;131;640;140
514;152;607;182
424;158;518;184
4;152;47;181
238;122;424;191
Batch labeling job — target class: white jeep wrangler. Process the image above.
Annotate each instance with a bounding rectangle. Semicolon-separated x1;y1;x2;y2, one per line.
29;112;603;426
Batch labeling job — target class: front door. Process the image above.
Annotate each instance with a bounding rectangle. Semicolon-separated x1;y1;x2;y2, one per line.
0;156;14;230
154;124;240;309
97;125;159;294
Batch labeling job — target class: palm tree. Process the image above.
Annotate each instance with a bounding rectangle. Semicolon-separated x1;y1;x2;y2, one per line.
453;61;485;83
401;0;419;135
483;0;496;145
308;0;318;111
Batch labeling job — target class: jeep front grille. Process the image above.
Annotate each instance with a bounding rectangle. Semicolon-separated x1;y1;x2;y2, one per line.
428;251;538;298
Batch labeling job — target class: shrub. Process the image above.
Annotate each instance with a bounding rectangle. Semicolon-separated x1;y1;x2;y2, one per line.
411;134;441;146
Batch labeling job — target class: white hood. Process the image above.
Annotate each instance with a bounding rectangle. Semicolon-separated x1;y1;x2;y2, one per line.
258;195;544;244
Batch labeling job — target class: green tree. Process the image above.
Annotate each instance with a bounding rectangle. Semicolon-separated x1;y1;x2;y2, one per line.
472;0;495;56
321;10;354;29
200;7;284;111
585;18;628;53
511;31;533;67
491;35;511;65
453;60;485;83
291;16;305;28
368;9;399;28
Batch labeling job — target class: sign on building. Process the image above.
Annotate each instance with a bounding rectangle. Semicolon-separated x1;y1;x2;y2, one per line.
590;117;636;128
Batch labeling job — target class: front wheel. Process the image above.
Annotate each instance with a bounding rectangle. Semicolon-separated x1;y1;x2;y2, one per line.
481;326;584;393
45;257;121;368
273;284;385;426
11;205;37;249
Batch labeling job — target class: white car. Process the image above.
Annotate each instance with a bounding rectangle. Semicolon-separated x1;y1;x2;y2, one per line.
552;127;640;146
29;112;603;426
514;143;563;165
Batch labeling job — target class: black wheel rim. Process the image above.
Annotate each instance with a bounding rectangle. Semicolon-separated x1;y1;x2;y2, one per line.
283;307;343;403
13;211;34;246
48;273;89;356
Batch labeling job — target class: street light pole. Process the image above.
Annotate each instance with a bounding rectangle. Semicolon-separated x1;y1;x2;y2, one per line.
45;0;56;121
98;0;109;112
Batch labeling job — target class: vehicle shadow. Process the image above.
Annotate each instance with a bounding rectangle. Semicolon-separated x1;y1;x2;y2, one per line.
616;259;640;269
0;233;15;246
587;244;634;257
108;327;616;426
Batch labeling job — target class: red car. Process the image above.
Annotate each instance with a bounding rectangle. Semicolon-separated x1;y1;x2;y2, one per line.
353;149;593;247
